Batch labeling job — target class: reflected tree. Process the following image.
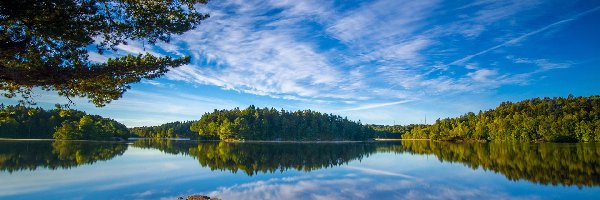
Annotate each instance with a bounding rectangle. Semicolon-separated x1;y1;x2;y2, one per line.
0;141;127;172
395;140;600;187
132;140;385;175
134;139;600;186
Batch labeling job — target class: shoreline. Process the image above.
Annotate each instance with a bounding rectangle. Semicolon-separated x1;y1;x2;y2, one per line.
0;138;56;141
0;138;398;143
223;140;366;143
0;138;126;143
374;138;430;141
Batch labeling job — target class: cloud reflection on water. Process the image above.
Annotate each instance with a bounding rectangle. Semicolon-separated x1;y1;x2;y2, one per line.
203;172;538;200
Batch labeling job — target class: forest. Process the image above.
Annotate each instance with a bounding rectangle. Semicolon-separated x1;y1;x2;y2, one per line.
401;95;600;142
367;124;420;138
3;96;600;142
189;105;380;141
0;105;130;140
129;121;198;139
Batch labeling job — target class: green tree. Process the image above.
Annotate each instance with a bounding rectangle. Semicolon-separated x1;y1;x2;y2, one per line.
0;0;209;106
1;105;129;140
78;115;97;139
402;96;600;142
54;121;83;140
189;106;380;141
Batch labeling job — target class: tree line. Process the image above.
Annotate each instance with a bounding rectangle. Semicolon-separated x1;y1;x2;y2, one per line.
189;105;380;141
5;95;598;142
401;95;600;142
0;105;129;140
129;121;198;139
366;124;421;138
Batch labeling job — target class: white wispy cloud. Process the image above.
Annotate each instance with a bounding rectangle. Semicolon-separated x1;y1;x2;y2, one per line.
203;173;534;200
343;166;415;178
326;0;438;44
338;100;413;112
87;51;109;63
147;0;594;104
3;88;242;127
23;0;594;126
449;6;600;66
508;56;574;71
141;80;163;86
468;69;499;82
161;1;367;101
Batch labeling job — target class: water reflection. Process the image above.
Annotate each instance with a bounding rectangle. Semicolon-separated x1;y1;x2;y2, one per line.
0;141;127;172
203;173;525;200
397;140;600;187
132;140;600;186
1;140;599;187
132;140;383;175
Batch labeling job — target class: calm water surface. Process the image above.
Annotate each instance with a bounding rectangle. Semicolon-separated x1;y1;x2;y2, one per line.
0;140;599;199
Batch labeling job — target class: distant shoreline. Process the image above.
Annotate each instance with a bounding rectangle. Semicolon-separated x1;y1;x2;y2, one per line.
0;138;407;143
0;138;55;141
223;140;365;143
0;138;125;143
374;138;430;141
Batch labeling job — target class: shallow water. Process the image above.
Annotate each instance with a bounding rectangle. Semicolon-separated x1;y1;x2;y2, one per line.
0;140;599;199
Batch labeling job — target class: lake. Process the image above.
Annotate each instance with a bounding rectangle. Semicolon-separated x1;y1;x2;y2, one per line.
1;140;599;199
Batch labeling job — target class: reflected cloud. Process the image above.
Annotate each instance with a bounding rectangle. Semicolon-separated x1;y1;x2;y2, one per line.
204;173;537;200
343;166;415;179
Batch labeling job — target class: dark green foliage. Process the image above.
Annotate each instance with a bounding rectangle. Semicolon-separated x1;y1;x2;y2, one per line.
129;121;199;139
132;140;383;176
402;96;600;142
0;0;209;106
0;105;129;140
3;139;598;186
191;105;378;141
189;142;379;175
0;141;127;172
396;140;600;187
133;139;600;186
367;124;420;138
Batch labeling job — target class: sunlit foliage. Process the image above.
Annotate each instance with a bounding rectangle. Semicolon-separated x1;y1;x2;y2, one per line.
0;105;129;140
129;121;198;139
190;105;378;141
402;96;600;142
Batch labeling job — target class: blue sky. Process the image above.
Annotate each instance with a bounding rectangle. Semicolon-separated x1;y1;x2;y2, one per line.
2;0;600;127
